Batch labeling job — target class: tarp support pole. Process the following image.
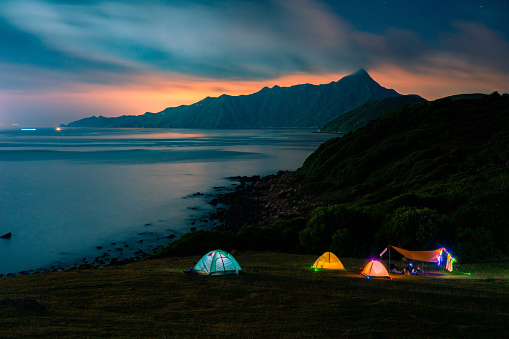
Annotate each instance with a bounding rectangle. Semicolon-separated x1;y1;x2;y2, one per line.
388;244;391;273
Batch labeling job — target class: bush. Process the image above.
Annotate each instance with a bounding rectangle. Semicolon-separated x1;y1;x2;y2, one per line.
299;206;343;253
377;207;447;249
271;217;308;253
454;227;502;263
331;228;354;257
299;205;377;255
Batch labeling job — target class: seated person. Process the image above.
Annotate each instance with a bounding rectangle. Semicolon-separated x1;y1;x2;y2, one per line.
388;263;401;273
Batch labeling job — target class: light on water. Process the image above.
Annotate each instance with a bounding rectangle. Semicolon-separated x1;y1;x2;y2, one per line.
0;128;337;276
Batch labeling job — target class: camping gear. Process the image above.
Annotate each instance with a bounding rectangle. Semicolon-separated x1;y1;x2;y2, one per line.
193;249;242;276
312;252;345;270
391;246;442;263
446;253;454;272
361;260;390;278
389;246;456;272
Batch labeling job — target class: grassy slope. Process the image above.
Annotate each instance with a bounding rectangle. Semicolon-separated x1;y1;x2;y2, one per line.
1;252;508;338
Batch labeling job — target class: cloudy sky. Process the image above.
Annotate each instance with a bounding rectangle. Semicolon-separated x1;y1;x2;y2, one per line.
1;0;508;127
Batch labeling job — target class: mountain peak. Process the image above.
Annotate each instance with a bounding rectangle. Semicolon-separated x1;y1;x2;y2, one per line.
354;68;369;75
348;69;372;80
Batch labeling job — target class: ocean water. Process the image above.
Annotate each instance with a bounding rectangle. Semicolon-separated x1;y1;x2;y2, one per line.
0;127;337;275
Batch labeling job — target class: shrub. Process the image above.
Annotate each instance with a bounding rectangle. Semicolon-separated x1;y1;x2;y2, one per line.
378;207;446;249
454;227;502;263
331;228;354;257
271;217;308;253
299;205;377;255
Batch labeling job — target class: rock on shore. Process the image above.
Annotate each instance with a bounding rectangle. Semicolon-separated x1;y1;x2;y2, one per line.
209;170;320;231
1;232;12;239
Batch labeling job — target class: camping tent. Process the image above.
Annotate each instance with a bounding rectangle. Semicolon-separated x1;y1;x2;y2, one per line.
361;260;390;278
193;249;242;276
312;252;345;270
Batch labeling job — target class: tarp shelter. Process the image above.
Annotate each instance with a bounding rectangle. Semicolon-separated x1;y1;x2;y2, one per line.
313;252;345;270
193;249;242;276
361;260;390;278
391;246;442;263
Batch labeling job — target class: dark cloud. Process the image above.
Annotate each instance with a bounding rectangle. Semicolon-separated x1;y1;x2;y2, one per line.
2;0;508;87
0;0;363;83
444;22;509;72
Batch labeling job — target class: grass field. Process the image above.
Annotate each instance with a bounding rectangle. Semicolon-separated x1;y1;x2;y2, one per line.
1;252;508;338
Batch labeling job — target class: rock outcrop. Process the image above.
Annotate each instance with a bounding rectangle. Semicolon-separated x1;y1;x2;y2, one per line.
210;171;320;231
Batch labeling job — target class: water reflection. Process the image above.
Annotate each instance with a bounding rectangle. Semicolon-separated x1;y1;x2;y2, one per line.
0;128;337;275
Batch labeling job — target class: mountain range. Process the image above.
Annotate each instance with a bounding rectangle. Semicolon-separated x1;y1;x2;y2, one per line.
63;69;408;129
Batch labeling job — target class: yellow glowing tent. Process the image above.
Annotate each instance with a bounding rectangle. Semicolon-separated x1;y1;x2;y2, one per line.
391;246;441;263
312;252;345;270
361;260;390;278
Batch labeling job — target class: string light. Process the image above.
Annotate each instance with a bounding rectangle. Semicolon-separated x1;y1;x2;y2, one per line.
437;247;456;272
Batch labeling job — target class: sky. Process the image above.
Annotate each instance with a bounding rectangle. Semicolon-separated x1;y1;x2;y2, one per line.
1;0;508;127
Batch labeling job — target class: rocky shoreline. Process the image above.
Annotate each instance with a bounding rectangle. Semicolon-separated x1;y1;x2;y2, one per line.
0;240;167;278
208;170;320;231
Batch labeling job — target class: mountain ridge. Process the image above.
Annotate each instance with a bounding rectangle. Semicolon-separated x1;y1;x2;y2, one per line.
63;69;406;129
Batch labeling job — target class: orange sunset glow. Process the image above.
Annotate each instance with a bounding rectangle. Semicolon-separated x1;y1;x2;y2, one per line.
0;0;507;126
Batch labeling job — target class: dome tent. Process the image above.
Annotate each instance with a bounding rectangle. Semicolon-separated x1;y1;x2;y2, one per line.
312;252;345;270
361;260;390;278
193;249;242;276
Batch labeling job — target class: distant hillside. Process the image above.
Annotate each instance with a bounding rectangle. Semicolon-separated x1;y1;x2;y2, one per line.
446;93;488;101
320;95;427;133
64;69;402;129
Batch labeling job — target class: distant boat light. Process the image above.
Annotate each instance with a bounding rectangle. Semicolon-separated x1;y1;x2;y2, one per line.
55;127;61;131
21;128;37;131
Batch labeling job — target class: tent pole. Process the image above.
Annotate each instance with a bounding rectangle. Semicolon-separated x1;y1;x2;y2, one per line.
388;244;391;272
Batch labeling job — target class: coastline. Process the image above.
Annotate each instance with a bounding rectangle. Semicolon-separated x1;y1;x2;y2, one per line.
1;127;337;278
0;184;236;278
1;170;312;278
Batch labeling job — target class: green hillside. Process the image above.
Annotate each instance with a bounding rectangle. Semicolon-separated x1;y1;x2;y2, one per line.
298;93;509;261
64;70;402;128
321;95;427;133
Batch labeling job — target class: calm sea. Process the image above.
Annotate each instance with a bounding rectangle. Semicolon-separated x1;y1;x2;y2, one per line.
0;127;337;275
